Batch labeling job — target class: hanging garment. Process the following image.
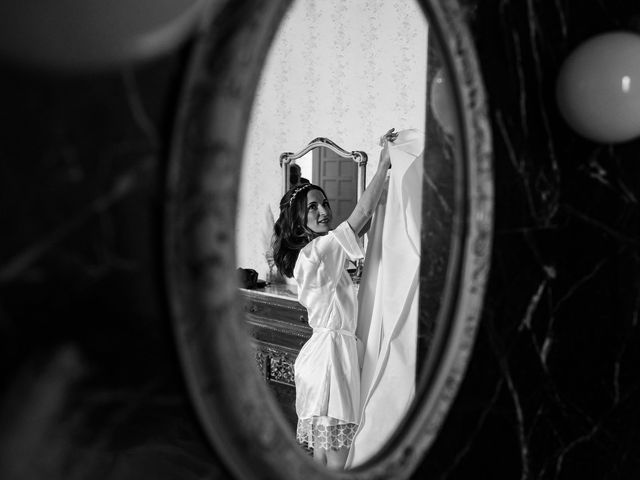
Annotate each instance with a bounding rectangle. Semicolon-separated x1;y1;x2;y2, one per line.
346;129;424;468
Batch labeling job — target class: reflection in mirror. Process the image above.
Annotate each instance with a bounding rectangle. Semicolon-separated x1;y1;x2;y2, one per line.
234;0;453;471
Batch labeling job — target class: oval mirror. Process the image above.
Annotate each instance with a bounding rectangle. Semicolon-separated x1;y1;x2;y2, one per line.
166;0;493;478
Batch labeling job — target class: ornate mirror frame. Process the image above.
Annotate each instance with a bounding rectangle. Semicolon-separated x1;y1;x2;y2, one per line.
279;137;368;198
165;0;493;479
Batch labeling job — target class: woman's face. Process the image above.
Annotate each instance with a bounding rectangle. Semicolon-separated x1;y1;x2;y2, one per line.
305;189;332;234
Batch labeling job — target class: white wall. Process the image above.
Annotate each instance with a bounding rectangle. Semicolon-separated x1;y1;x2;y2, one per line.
236;0;428;279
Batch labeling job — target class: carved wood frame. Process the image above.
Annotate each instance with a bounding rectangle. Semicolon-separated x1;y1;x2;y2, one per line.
165;0;493;479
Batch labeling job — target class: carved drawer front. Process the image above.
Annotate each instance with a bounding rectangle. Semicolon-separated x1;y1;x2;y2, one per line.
240;288;311;429
254;341;297;386
252;340;299;428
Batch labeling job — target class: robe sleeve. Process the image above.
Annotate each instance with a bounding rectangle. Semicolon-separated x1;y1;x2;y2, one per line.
330;221;364;262
294;222;363;308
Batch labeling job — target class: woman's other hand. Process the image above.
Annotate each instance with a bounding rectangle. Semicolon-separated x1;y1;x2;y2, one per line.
378;128;397;170
378;127;399;146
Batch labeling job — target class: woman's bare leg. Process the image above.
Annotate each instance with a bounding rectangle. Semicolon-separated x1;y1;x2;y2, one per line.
326;447;349;470
313;447;327;465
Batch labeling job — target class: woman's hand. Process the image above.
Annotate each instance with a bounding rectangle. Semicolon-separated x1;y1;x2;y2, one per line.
378;128;398;171
378;127;399;146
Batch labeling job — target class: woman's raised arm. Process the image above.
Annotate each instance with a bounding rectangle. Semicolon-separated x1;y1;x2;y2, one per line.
347;129;397;236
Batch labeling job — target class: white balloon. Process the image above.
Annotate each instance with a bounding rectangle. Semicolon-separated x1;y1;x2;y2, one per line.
556;31;640;144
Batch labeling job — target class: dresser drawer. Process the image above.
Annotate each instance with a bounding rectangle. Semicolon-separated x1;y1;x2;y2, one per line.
242;294;309;326
239;287;312;352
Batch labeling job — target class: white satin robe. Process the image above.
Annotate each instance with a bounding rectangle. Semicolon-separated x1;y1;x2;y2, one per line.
293;221;364;426
346;129;424;467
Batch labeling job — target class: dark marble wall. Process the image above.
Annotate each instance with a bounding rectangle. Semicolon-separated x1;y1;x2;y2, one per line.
419;0;640;478
1;1;639;479
0;51;227;479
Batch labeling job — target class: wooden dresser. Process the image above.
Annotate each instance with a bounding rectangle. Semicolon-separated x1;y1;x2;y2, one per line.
239;283;311;428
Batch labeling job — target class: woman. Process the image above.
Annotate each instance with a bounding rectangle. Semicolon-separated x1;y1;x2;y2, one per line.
272;129;397;469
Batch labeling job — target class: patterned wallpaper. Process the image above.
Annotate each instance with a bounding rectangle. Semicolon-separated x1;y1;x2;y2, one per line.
236;0;428;278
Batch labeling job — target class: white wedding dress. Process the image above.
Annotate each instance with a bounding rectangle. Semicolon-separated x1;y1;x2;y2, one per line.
346;129;424;467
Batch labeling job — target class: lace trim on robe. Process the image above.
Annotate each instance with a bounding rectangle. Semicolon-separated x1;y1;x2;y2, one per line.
296;416;358;451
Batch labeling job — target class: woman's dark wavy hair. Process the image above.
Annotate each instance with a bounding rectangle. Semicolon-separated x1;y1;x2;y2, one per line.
272;183;327;278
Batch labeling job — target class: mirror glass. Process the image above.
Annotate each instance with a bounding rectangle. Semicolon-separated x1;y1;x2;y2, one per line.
234;0;455;470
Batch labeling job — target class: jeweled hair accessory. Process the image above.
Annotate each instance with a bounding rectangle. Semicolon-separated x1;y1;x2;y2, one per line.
284;183;312;208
